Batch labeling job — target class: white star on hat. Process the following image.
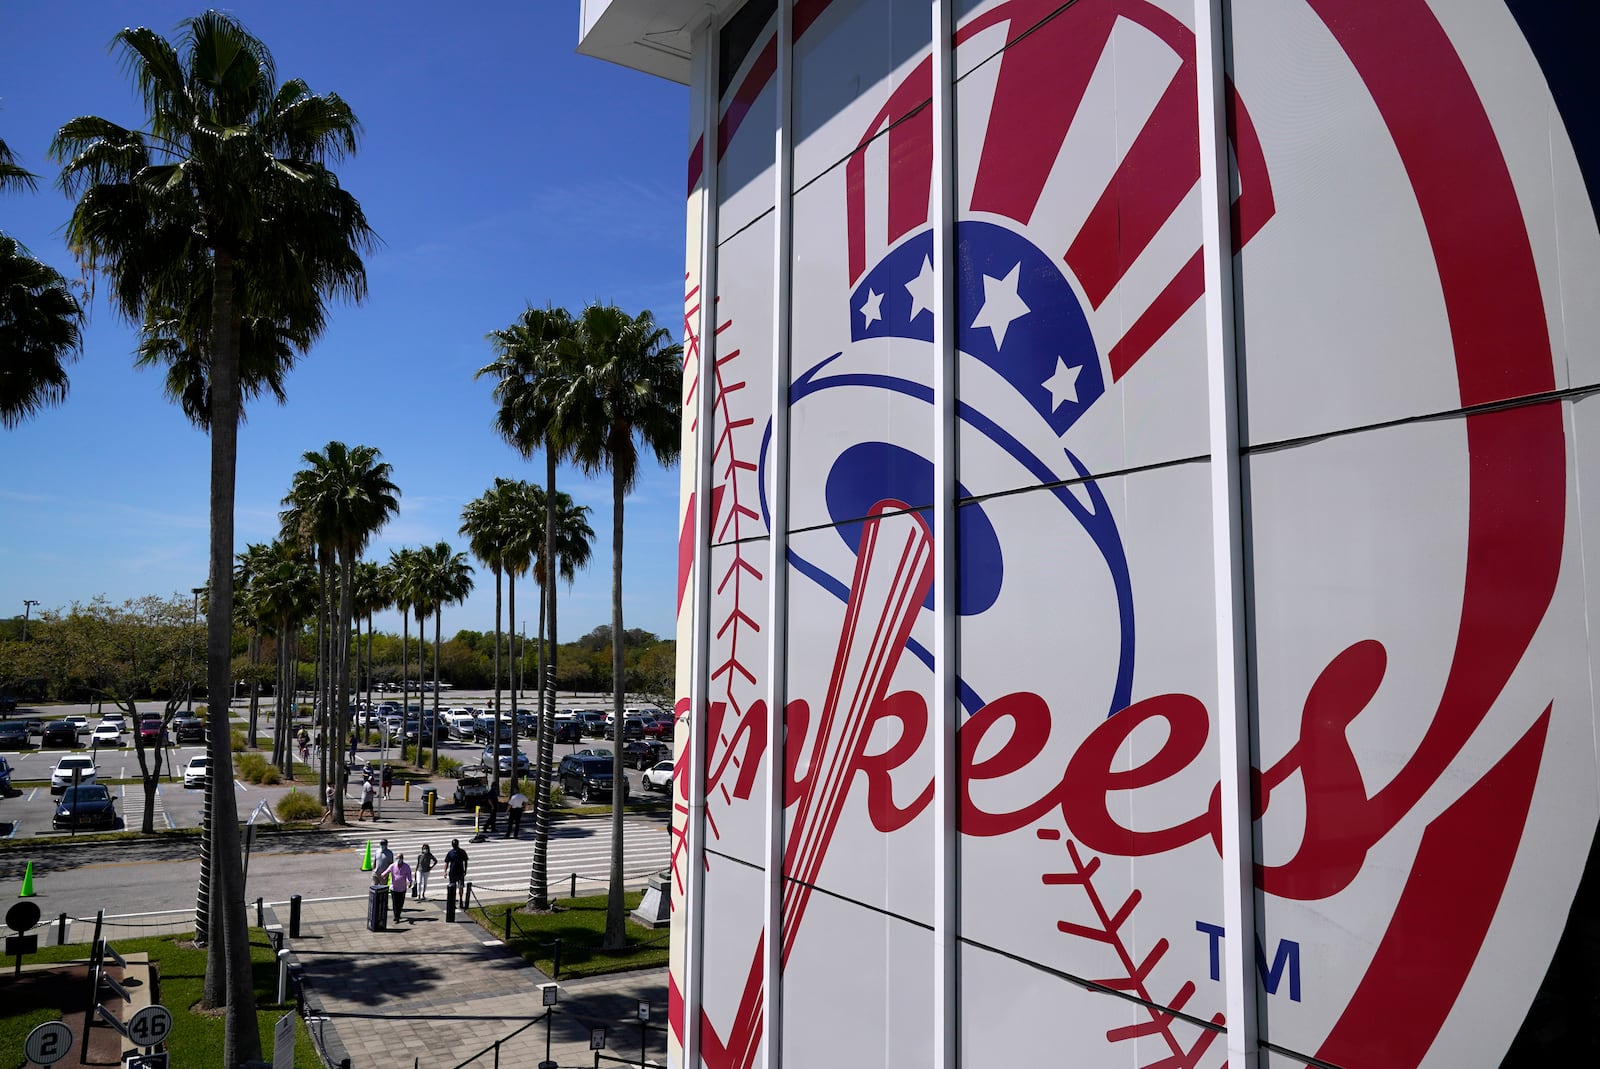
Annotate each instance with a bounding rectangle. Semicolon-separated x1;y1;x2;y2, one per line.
859;288;885;329
971;263;1029;349
1043;356;1082;411
905;255;935;322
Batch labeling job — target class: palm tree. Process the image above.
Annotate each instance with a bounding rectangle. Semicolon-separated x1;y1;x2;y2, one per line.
560;304;682;943
414;541;474;772
0;135;83;428
52;17;373;1053
352;560;388;715
283;442;399;820
385;549;420;758
245;541;317;771
460;480;517;777
481;304;587;908
526;490;594;904
499;481;545;791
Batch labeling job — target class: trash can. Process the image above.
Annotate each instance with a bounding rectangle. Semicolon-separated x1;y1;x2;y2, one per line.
366;883;388;932
422;788;437;816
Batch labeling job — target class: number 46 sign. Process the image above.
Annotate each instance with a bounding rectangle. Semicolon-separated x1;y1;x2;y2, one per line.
127;1005;173;1048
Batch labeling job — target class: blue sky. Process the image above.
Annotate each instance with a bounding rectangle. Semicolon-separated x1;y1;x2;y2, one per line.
0;2;690;644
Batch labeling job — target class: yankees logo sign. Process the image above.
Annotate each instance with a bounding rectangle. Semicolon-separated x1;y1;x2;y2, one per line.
663;1;1600;1067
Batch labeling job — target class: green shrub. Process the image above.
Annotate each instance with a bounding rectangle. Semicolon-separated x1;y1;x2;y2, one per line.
257;765;281;785
435;755;462;777
275;789;322;821
236;752;270;783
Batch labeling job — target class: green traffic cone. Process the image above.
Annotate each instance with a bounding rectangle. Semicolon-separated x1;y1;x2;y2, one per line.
361;841;374;872
19;860;35;897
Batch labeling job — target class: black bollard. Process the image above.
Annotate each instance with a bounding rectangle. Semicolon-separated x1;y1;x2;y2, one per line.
552;937;561;981
446;883;456;923
289;894;302;939
57;913;68;947
255;896;264;927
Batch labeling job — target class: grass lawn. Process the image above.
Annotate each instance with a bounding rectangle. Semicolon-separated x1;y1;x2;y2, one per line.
0;929;319;1069
470;891;669;980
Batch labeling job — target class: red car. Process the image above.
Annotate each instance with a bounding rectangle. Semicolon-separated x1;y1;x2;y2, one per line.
138;717;168;745
639;715;672;738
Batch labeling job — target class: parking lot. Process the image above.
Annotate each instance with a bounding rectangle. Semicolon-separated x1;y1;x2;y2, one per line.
0;699;677;837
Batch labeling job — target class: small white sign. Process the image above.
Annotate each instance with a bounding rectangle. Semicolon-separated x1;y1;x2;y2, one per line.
273;1011;296;1069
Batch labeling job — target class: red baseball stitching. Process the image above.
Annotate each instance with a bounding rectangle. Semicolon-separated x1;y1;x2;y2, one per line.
1039;829;1226;1069
673;278;765;903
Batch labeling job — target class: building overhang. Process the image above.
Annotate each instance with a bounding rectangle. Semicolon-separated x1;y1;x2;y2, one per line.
578;0;746;85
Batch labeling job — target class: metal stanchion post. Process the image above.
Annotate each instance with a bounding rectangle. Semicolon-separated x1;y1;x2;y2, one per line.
446;883;457;923
277;949;291;1004
290;894;302;938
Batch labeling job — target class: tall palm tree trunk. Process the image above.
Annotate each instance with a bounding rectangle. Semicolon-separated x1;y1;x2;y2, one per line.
332;555;355;823
532;450;558;908
200;253;263;1063
501;572;516;795
431;611;442;772
604;469;627;948
492;567;502;774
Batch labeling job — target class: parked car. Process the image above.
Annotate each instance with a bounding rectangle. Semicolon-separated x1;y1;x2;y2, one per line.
444;711;477;739
621;739;665;770
182;755;210;788
172;715;205;743
481;744;529;776
551;720;582;744
514;711;538;736
0;755;12;792
53;783;118;830
21;716;44;735
138;716;168;745
50;754;98;793
99;714;127;733
638;715;672;738
642;760;674;792
0;721;30;749
574;747;612;760
90;723;123;747
604;717;646;741
41;720;79;748
473;715;515;745
558;754;629;805
578;711;608;737
61;714;90;736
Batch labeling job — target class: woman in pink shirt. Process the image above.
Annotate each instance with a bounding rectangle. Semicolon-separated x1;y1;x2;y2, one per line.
388;855;414;922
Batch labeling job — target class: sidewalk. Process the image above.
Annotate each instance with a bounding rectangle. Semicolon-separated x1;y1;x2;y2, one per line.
285;895;669;1069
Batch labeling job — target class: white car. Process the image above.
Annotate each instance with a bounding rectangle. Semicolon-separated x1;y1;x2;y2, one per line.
90;723;123;747
50;754;99;794
642;759;674;793
182;755;210;788
61;714;91;736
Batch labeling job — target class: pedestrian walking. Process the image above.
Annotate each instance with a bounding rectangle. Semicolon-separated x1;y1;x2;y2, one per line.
505;788;527;838
444;838;469;900
348;731;358;761
358;777;377;821
319;784;335;825
374;839;395;882
388;854;414;922
380;763;394;801
415;844;436;900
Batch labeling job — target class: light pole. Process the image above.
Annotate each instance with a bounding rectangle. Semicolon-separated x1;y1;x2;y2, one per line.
21;599;38;642
188;587;204;713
